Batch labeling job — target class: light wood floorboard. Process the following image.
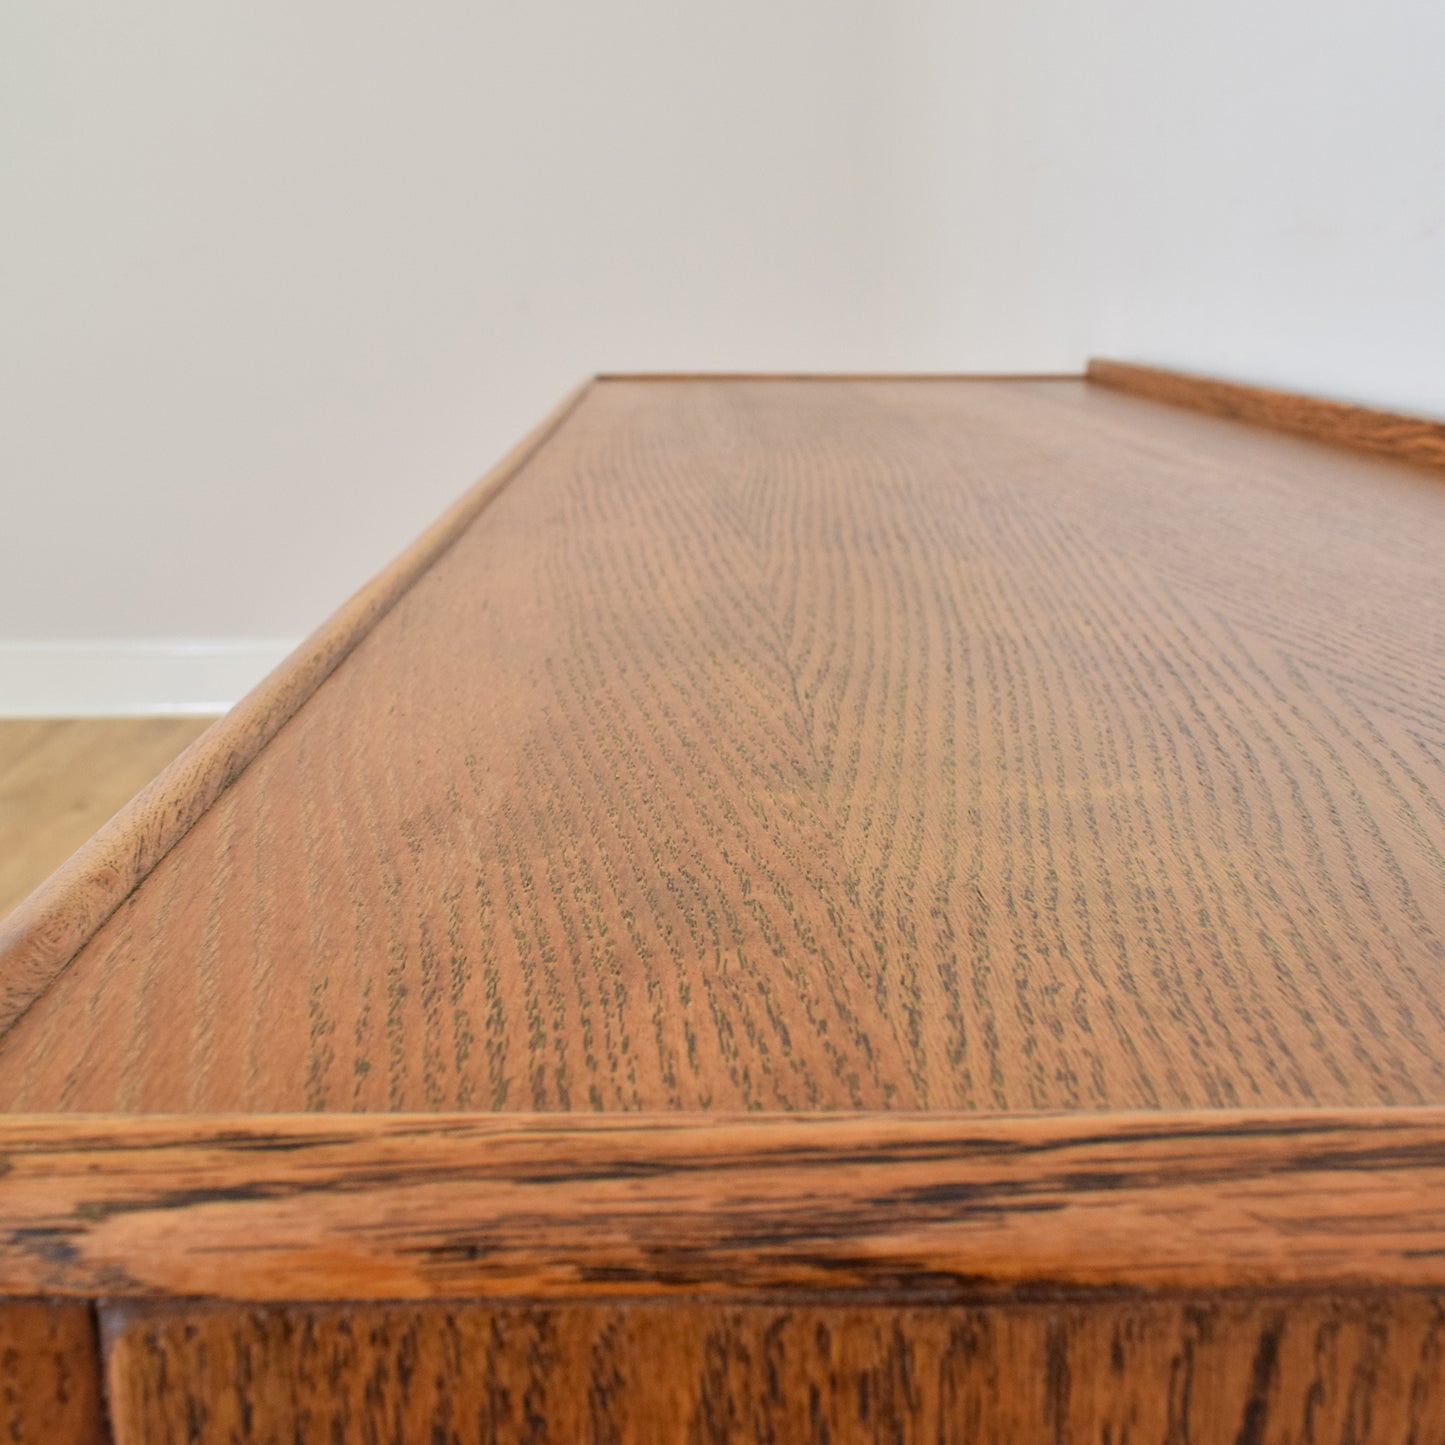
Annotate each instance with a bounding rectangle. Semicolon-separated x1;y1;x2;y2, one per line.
0;718;217;921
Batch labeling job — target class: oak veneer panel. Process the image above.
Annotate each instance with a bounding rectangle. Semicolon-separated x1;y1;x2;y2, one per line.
102;1294;1445;1445
3;378;1445;1114
0;1300;105;1443
0;382;592;1034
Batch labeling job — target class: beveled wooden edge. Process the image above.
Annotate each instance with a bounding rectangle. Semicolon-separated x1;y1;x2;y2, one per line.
1087;358;1445;472
0;379;598;1040
596;372;1084;382
2;1108;1443;1301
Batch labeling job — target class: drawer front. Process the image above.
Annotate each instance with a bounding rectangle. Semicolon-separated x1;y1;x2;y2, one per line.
102;1293;1445;1444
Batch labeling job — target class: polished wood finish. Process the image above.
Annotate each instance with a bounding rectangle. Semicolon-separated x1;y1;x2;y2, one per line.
3;377;1444;1113
0;381;592;1037
0;1300;105;1444
102;1293;1445;1445
4;369;1445;1434
3;1110;1445;1301
0;717;215;921
1088;358;1445;471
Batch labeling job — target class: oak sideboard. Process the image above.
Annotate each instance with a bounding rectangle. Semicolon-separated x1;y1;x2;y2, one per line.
3;362;1445;1441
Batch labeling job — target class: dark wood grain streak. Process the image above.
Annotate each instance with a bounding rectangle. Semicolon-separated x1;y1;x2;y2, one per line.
1088;358;1445;472
2;377;1443;1114
3;1110;1445;1301
0;1300;106;1443
101;1294;1445;1445
0;379;594;1038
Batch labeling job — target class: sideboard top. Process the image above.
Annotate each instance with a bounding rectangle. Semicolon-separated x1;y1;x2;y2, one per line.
3;372;1444;1114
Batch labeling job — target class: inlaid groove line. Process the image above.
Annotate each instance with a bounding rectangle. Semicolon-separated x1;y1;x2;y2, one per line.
0;378;597;1040
1087;359;1445;473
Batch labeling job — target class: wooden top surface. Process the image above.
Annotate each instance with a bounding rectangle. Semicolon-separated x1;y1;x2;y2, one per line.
3;374;1445;1115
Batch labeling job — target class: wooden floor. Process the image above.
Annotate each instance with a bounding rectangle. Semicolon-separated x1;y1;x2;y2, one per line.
0;718;216;921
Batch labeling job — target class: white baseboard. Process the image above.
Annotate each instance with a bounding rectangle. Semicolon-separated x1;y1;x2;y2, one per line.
0;639;300;717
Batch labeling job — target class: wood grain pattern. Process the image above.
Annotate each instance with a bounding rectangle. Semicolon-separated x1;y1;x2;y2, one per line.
0;380;593;1038
3;1110;1445;1301
1088;358;1445;471
102;1293;1445;1444
2;377;1443;1114
0;1300;105;1443
0;717;216;920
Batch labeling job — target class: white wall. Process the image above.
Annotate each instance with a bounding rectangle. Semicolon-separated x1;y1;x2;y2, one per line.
3;1;1442;711
980;0;1445;418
